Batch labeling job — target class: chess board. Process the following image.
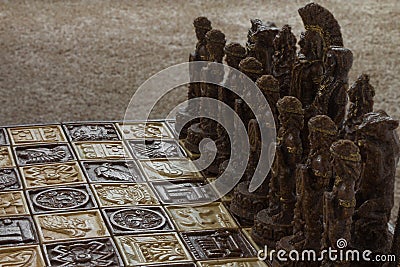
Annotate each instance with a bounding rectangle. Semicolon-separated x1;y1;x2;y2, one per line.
0;121;268;267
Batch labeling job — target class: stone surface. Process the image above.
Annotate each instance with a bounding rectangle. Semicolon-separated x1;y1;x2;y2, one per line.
166;202;238;231
103;206;174;234
180;229;257;260
14;144;74;166
91;183;159;207
63;123;120;141
35;210;109;243
73;141;132;160
128;140;185;159
0;129;8;145
0;191;29;216
27;185;96;214
115;233;192;266
8;125;66;145
20;161;86;188
0;217;38;247
140;159;202;181
82;161;145;183
0;245;45;267
117;122;173;139
44;238;122;267
0;168;21;191
0;146;15;167
197;259;269;267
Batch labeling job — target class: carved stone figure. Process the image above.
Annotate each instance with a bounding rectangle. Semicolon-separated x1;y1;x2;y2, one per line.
250;22;279;74
256;75;280;126
293;115;338;251
251;96;304;247
353;111;400;256
341;74;375;140
208;43;246;175
313;46;353;127
176;17;212;138
322;140;361;267
184;29;226;154
292;2;344;155
272;24;297;97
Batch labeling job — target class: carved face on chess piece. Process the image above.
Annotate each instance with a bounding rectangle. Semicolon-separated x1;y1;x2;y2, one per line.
298;30;324;61
224;43;246;69
256;75;280;124
205;29;226;63
348;74;375;113
194;17;212;42
324;46;353;81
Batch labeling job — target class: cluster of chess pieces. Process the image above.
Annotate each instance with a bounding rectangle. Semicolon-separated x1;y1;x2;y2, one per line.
175;3;400;267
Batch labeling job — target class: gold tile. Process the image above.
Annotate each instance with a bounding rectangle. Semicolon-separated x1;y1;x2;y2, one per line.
0;146;14;167
34;209;109;243
197;259;268;267
91;183;159;207
117;122;173;139
140;159;203;181
115;232;192;266
0;191;29;216
20;162;86;188
0;245;46;267
166;202;238;231
73;141;132;160
8;125;66;145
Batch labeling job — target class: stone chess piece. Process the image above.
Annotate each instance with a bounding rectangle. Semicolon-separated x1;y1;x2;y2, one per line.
321;140;361;267
251;96;304;248
312;46;353;127
272;24;297;98
176;17;212;139
341;74;375;140
352;111;400;259
184;29;226;154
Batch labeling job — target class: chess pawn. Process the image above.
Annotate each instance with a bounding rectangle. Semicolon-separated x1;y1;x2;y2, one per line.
255;75;280;127
312;46;353;127
293;115;337;251
341;74;375;140
251;96;304;248
352;111;400;258
184;29;226;154
322;140;361;267
272;24;297;97
246;19;265;57
176;17;212;139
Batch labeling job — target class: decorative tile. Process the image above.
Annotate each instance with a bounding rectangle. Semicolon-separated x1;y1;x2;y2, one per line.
0;191;29;217
140;159;203;181
82;161;145;183
115;233;192;266
0;128;8;145
117;122;173;139
165;120;177;137
8;125;66;145
35;210;109;243
180;229;257;260
152;181;217;205
137;264;196;267
166;203;238;231
20;162;86;188
242;228;261;251
0;217;38;247
63;123;120;142
0;245;45;266
128;140;185;159
27;185;96;214
197;259;269;267
0;146;14;167
103;206;174;235
44;238;122;267
73;141;132;160
0;168;21;191
14;144;74;166
91;183;159;207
